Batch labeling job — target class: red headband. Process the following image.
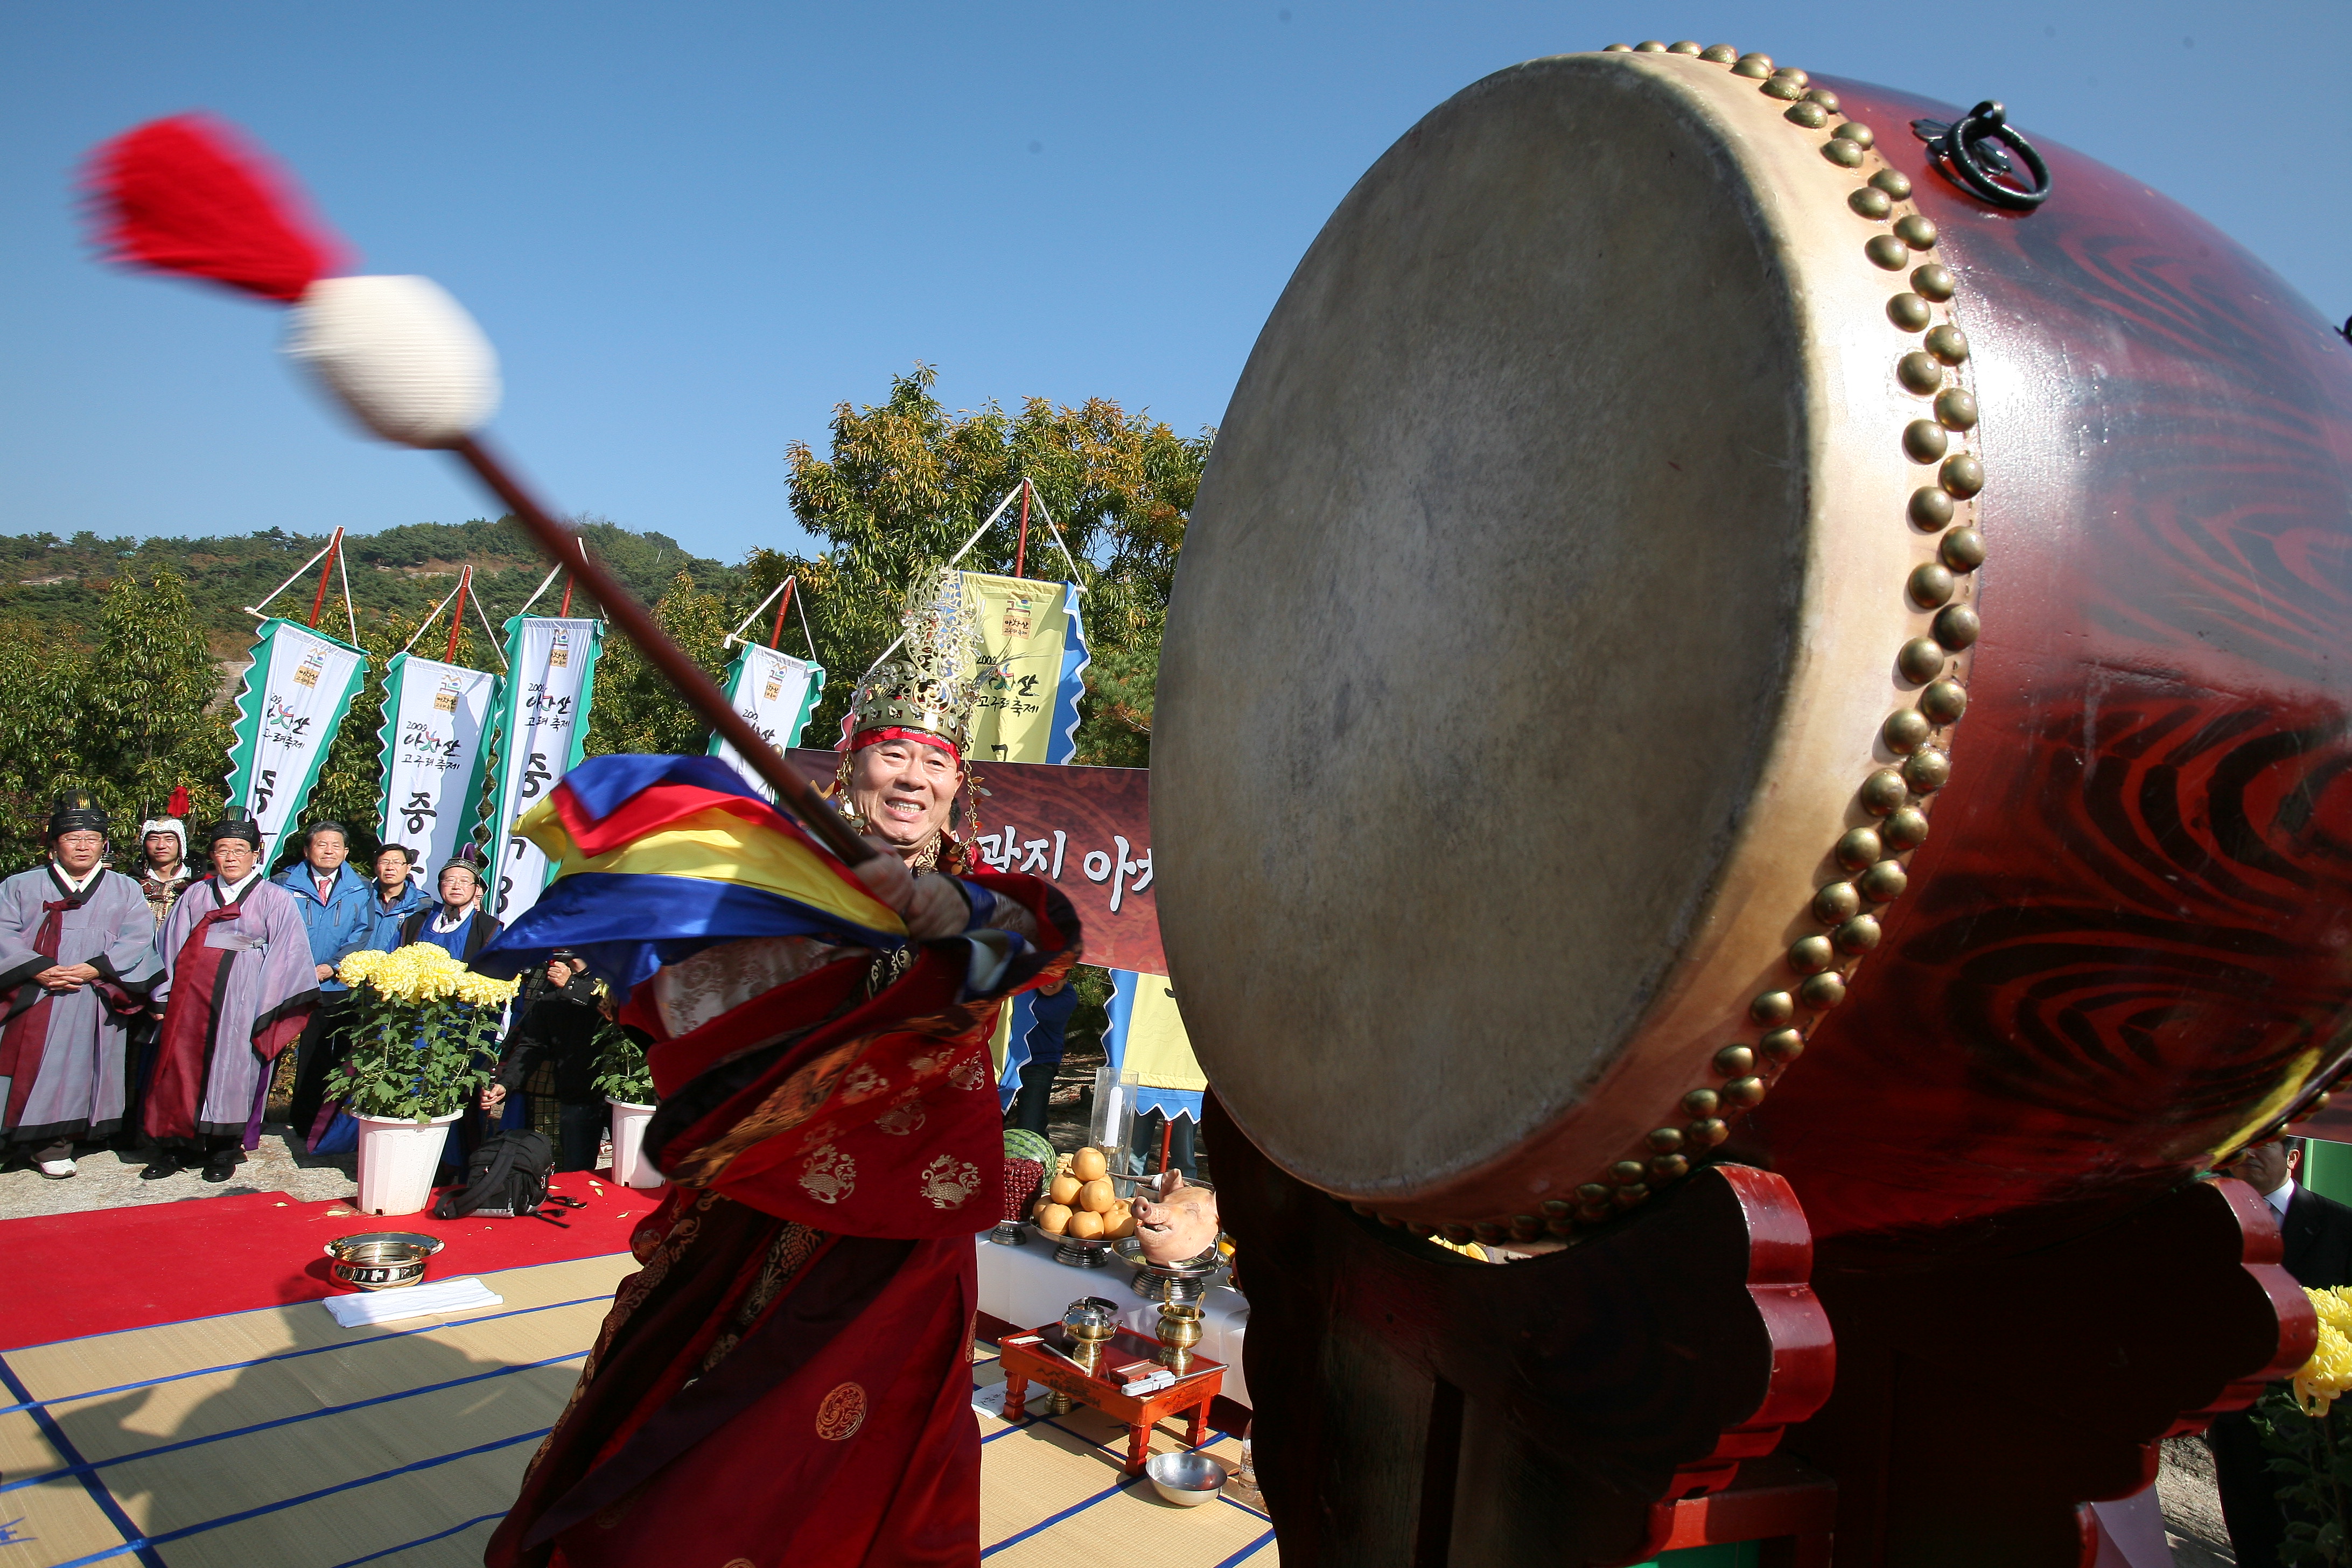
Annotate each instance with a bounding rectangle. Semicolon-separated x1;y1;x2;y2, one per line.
847;726;962;765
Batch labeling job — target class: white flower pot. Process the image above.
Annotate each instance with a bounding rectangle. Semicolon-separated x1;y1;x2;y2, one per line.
608;1098;663;1189
354;1112;463;1216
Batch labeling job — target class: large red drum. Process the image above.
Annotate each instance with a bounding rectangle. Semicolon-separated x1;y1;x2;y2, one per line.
1153;45;2352;1261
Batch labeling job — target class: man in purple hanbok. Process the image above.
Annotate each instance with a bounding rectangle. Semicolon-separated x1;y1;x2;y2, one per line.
0;792;160;1179
142;815;321;1182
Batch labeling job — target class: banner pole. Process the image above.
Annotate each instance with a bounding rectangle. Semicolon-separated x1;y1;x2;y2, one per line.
449;435;874;864
306;527;345;628
335;533;359;645
769;577;795;649
1014;479;1032;580
244;537;338;620
445;565;471;663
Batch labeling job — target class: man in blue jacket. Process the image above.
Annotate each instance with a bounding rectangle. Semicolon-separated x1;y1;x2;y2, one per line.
358;843;432;953
277;821;375;1143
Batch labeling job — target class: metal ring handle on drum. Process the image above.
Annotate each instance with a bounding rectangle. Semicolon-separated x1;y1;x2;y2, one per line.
1921;100;2050;211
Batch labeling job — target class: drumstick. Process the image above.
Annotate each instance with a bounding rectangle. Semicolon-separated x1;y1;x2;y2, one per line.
452;436;876;866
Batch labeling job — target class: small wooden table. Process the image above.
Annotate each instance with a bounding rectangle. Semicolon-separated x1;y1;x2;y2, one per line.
997;1322;1227;1475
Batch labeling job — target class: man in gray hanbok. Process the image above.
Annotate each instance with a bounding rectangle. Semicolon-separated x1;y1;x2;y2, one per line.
143;815;321;1183
0;792;161;1178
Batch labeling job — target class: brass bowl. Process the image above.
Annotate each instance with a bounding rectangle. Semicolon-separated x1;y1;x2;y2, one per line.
324;1231;445;1291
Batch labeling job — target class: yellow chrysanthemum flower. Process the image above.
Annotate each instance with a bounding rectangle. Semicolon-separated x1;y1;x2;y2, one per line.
338;943;517;1011
2293;1287;2352;1415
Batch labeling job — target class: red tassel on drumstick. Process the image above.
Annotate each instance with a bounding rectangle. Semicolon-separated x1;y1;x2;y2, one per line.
83;115;874;866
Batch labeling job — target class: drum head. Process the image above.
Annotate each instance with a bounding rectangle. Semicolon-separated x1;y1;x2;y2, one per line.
1155;53;1951;1219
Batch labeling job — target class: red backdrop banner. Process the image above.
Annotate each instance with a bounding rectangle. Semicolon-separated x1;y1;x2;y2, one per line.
788;750;1162;975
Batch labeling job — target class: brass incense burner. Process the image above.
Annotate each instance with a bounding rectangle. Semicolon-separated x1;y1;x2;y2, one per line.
1156;1301;1205;1375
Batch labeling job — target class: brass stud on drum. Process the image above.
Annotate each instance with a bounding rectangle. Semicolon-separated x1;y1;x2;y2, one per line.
1834;914;1882;954
1732;52;1774;77
1912;263;1956;301
1805;88;1841;110
1762;76;1805;100
1920;678;1969;724
1772;66;1809;86
1871;169;1914;199
1849;187;1893;220
1716;1044;1758;1076
1577;1182;1612;1203
1789;934;1837;973
1798;971;1848;1009
1650;1153;1691;1180
1908;561;1956;608
1752;990;1797;1025
1858;859;1908;902
1669;40;1703;55
1888;293;1934;332
1789;101;1830;129
1894;214;1940;250
1686;1117;1730;1147
1833;122;1875;148
1604;43;1633;52
1761;1028;1806;1062
1897;636;1949;683
1859;768;1910;815
1473;1220;1506;1242
1443;1223;1475;1244
1936;388;1979;430
1940;453;1985;497
1634;40;1668;52
1941;527;1986;571
1700;43;1739;62
1648;1126;1686;1153
1864;229;1907;262
1684;1087;1721;1117
1723;1075;1768;1108
1813;880;1863;923
1903;746;1952;792
1835;827;1884;870
1903;419;1950;462
1898;351;1944;394
1882;807;1932;851
1882;708;1933;753
1924;325;1970;365
1613;1184;1649;1207
1612;1159;1648;1184
1933;604;1982;648
1909;487;1957;529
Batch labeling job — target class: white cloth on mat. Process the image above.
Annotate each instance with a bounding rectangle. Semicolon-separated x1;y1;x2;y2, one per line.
321;1276;502;1328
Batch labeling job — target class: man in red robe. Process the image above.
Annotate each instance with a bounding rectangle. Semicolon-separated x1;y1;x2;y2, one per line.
484;619;1075;1567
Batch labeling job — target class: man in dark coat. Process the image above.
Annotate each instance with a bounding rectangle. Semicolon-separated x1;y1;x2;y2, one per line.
478;951;608;1172
2211;1136;2352;1565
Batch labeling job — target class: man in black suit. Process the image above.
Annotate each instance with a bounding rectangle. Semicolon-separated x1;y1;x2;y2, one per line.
2210;1136;2352;1565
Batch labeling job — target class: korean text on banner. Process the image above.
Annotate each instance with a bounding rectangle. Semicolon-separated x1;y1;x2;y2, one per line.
1107;970;1205;1122
223;618;368;867
956;572;1087;765
486;617;603;922
708;644;824;799
375;654;496;877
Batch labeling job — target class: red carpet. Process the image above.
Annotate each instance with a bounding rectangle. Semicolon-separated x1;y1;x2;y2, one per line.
2;1171;657;1350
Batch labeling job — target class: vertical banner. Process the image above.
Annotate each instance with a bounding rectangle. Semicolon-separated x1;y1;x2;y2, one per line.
955;572;1087;764
374;653;497;878
222;618;368;867
1106;970;1205;1122
485;617;603;923
708;644;824;799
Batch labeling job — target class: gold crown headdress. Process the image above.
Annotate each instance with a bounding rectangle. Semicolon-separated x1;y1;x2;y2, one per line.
845;568;981;757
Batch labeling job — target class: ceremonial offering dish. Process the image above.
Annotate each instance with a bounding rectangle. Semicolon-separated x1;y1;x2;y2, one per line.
1145;1450;1229;1508
324;1231;444;1291
1033;1219;1117;1268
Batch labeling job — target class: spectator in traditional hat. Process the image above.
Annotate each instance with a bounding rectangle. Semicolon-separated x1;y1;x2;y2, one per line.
142;815;319;1182
0;792;162;1178
134;813;195;929
399;850;501;960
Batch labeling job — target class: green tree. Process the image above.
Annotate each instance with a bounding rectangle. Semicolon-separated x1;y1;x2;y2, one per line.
81;569;232;826
786;364;1208;765
585;572;736;757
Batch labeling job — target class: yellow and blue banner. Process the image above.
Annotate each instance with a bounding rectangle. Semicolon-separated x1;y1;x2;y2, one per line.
1106;969;1204;1121
956;572;1087;765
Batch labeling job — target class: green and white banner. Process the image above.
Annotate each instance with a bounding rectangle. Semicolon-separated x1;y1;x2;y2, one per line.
708;644;824;799
485;617;603;922
375;653;497;879
222;618;369;868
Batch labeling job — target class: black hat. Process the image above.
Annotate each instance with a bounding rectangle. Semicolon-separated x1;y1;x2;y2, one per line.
48;790;109;841
205;816;263;850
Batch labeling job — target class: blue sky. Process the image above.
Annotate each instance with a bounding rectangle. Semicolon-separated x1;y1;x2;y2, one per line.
3;2;2346;564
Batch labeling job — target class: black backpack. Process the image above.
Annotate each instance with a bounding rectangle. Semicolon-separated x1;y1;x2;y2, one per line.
435;1130;555;1219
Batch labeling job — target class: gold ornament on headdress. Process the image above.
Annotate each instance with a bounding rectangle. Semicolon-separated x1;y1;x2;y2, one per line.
845;568;982;757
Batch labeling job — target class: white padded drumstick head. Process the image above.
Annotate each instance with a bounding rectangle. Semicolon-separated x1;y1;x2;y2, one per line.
283;274;500;449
